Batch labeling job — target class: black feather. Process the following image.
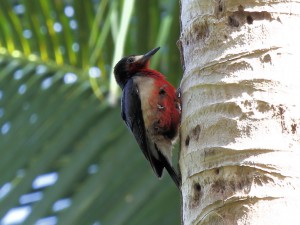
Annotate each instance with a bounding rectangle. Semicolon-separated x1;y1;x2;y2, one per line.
157;150;181;189
121;79;164;177
121;77;181;189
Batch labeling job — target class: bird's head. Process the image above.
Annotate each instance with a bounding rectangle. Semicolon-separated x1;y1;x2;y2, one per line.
114;47;160;89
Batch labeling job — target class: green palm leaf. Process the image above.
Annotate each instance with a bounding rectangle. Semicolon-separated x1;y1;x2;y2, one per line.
0;0;182;224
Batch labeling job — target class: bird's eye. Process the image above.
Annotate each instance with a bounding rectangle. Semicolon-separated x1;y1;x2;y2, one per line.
127;57;134;63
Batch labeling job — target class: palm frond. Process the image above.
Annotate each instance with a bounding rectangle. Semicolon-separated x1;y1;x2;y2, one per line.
0;0;181;224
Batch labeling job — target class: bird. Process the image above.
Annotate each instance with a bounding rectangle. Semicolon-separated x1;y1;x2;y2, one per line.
114;47;181;188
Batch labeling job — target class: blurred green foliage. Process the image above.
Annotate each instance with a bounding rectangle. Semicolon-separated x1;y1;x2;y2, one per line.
0;0;182;224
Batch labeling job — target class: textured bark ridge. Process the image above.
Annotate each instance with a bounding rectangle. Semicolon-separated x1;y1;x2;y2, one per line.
179;0;300;224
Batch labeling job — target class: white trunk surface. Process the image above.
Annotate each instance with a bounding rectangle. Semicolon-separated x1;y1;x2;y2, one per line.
179;1;300;224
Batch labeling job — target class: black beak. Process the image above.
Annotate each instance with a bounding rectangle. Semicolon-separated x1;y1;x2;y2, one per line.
139;47;160;63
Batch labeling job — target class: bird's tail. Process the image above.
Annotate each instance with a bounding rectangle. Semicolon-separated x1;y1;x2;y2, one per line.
159;151;182;189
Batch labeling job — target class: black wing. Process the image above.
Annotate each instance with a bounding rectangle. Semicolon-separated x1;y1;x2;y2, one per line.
121;78;164;177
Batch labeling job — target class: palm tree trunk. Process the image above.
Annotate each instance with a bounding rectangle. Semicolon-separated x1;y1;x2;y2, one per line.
179;1;300;224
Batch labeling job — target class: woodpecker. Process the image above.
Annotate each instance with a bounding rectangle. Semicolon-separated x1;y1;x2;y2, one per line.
114;47;181;188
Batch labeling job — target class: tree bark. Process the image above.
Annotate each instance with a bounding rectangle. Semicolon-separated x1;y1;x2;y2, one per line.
179;1;300;224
